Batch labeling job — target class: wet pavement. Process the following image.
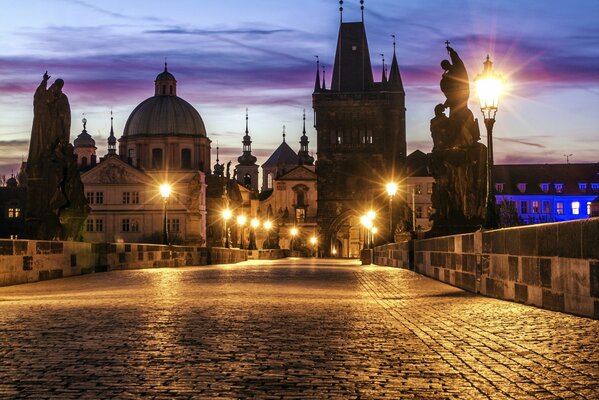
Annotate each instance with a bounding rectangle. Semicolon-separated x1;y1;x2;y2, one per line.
0;258;597;399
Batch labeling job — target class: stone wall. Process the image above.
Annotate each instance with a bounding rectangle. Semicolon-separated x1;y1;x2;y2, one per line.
102;243;209;271
374;218;599;319
209;247;248;265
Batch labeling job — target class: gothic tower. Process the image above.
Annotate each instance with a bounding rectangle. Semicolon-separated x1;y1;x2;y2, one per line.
313;3;406;257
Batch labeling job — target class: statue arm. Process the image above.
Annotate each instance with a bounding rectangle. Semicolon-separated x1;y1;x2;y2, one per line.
448;47;465;70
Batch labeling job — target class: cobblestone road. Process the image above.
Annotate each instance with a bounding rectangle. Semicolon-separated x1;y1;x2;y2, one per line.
0;258;597;399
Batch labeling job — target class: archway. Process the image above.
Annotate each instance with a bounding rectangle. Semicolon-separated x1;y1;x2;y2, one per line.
327;210;362;258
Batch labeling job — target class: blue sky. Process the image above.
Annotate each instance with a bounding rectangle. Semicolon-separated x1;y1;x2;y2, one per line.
1;0;598;178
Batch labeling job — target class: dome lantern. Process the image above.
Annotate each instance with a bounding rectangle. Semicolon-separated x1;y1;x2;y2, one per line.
155;60;177;97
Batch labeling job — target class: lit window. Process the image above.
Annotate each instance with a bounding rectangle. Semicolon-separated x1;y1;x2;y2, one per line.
592;183;599;193
542;201;551;214
520;201;528;214
531;201;540;213
415;184;422;195
123;192;130;204
540;183;549;193
7;207;20;218
517;183;527;193
95;219;103;232
572;201;580;215
587;202;591;215
267;173;273;189
556;202;564;215
131;220;139;232
495;183;504;193
295;208;306;223
579;183;587;192
555;184;563;194
122;219;130;232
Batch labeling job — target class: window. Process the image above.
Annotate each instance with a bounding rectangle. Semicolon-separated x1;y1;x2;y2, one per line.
495;183;504;193
295;208;306;223
168;219;180;233
95;219;103;232
296;191;305;206
517;183;527;193
152;148;163;169
572;201;580;215
122;219;130;232
95;192;104;204
7;207;20;218
579;183;587;192
520;201;528;214
86;219;94;232
128;148;135;162
414;184;422;195
592;183;599;193
531;201;540;213
556;202;564;215
587;202;591;215
132;192;139;204
555;183;563;193
267;173;273;189
542;201;551;214
86;192;94;204
181;149;192;169
123;192;130;204
540;183;549;193
131;220;139;233
416;206;422;218
427;183;433;194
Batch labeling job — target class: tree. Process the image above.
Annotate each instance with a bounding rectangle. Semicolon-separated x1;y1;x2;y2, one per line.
498;198;522;228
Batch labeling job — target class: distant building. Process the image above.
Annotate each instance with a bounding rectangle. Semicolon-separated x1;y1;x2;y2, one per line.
0;176;26;239
404;150;434;231
79;65;209;244
313;12;406;257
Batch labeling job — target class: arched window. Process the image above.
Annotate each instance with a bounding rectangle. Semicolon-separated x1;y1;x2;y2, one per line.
244;173;252;188
81;156;88;167
152;148;163;169
267;173;274;189
161;85;166;95
169;85;173;95
181;149;192;169
297;191;305;206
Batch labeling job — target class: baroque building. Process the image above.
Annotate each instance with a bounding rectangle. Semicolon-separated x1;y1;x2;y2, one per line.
313;12;406;257
80;65;209;244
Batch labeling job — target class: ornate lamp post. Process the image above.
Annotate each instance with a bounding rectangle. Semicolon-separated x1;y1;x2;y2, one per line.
310;235;318;257
222;209;232;248
263;220;272;249
475;55;502;229
290;227;298;252
159;184;172;245
236;215;246;249
386;182;397;242
249;218;259;250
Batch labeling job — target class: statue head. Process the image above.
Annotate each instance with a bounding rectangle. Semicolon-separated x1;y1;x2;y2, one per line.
53;79;64;92
434;104;446;116
440;59;451;71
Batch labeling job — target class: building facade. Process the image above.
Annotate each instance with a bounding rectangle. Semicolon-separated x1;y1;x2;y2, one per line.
313;15;406;257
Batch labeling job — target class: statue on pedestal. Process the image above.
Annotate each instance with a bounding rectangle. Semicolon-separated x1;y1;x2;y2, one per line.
428;46;487;232
26;72;89;240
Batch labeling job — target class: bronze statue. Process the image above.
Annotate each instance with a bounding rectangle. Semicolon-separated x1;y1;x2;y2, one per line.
26;72;88;240
428;45;487;232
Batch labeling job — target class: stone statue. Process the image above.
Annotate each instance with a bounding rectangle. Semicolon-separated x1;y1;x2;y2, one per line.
428;46;487;232
26;72;88;240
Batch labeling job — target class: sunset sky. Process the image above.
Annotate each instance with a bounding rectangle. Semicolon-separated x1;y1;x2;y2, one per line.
1;0;598;178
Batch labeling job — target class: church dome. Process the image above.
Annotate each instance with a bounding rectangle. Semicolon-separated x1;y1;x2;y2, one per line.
73;118;96;148
123;95;207;137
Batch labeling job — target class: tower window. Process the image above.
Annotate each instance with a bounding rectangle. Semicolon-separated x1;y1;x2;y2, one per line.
162;85;166;95
181;149;192;169
152;148;163;169
169;85;173;95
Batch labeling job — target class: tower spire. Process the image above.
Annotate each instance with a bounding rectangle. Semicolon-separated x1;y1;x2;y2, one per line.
282;125;286;142
245;107;249;134
380;53;387;83
322;65;326;90
389;34;404;91
238;109;257;167
314;56;321;92
164;57;168;72
107;110;117;156
339;0;343;23
298;109;314;166
360;0;364;22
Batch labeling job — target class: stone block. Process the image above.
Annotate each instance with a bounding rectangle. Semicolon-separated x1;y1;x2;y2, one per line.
537;223;558;257
505;229;520;255
539;258;552;289
485;277;504;298
491;230;506;254
481;254;490;276
482;232;492;253
447;237;455;252
528;286;543;306
515;283;528;303
22;256;33;271
454;235;462;253
461;272;476;292
433;267;439;280
14;241;28;255
562;259;590;297
521;257;540;286
0;241;14;256
557;221;582;259
491;255;508;280
462;234;474;253
581;219;599;260
474;231;483;253
591;261;599;298
542;289;565;312
508;256;519;281
444;269;450;282
564;294;594;318
519;227;538;256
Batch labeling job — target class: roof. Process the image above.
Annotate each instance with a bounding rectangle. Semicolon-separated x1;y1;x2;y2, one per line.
331;22;374;92
73;129;96;148
277;165;317;181
262;141;299;167
495;163;599;195
405;150;430;177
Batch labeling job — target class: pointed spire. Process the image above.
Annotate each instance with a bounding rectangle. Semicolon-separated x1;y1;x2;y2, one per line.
282;125;286;143
298;109;314;166
164;57;168;72
380;53;387;83
339;0;343;23
314;56;321;92
107;110;117;156
216;143;220;163
238;109;257;166
302;108;306;135
389;35;404;91
360;0;365;22
322;65;327;90
245;107;249;134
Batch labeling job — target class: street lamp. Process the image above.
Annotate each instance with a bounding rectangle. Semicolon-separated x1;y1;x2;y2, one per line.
475;55;502;229
310;235;318;257
236;215;246;249
159;184;171;245
290;227;298;252
360;214;374;249
263;220;272;249
249;218;259;250
386;182;397;242
222;209;232;248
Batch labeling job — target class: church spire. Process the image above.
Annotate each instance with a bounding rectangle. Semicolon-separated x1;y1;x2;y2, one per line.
322;65;327;90
298;109;314;166
107;110;117;156
314;56;321;92
380;53;387;83
237;108;257;166
388;35;403;91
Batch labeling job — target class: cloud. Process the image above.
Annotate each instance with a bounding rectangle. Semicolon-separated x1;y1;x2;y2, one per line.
494;136;546;149
60;0;161;22
145;27;295;36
